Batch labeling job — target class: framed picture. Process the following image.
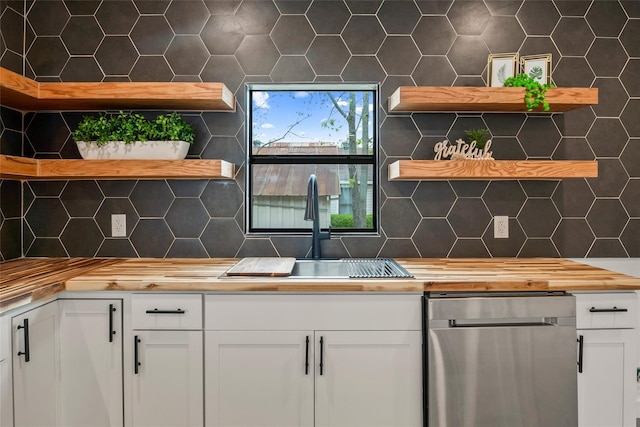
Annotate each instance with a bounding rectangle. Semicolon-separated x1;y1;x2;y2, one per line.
487;53;518;87
521;54;552;85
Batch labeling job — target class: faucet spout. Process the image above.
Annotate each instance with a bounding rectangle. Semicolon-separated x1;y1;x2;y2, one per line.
304;174;331;259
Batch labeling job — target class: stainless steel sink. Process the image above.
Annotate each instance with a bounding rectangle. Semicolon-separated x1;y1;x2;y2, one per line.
290;258;413;279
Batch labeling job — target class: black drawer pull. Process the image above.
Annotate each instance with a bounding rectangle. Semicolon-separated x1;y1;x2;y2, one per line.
319;336;324;376
145;308;185;314
17;319;30;362
589;306;628;313
305;336;310;375
108;304;117;343
134;335;141;374
577;335;584;373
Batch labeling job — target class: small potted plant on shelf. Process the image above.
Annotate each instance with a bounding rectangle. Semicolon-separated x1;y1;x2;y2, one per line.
503;73;555;112
72;111;195;159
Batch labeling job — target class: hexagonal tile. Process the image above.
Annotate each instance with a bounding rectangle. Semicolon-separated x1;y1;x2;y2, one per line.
449;239;490;257
271;56;315;82
620;19;640;57
379;239;420;258
27;37;69;77
586;0;627;37
1;7;23;54
380;116;420;157
274;0;310;14
130;181;174;217
482;16;526;53
377;36;420;75
447;36;490;76
451;181;489;197
0;180;21;219
517;117;561;158
413;218;456;257
586;118;628;158
621;0;640;17
621;140;640;177
380;198;420;238
201;218;244;257
340;235;384;258
201;180;242;217
200;14;244;55
64;0;102;15
201;55;244;93
447;115;488;145
587;158;629;197
518;199;560;238
412;16;455;56
621;220;640;256
489;136;526;160
621;59;640;98
591;78;628;118
553;137;595;161
587;199;628;237
1;218;21;260
95;198;139;237
129;56;173;81
589;239;628;257
380;158;417;198
271;15;314;55
447;198;491;238
95;36;138;76
341;56;385;82
61;218;103;257
552;219;594;257
27;181;66;197
60;181;103;217
447;0;490;36
25;113;70;153
165;35;209;75
306;36;349;75
131;218;174;257
412;56;456;86
622;99;640;138
552;179;594;217
483;181;526;217
414;0;452;14
412;113;455;137
519;37;560;64
377;0;420;35
483;218;526;257
95;0;139;35
412;181;456;217
202;136;244;168
553;57;594;87
306;0;349;34
236;34;280;75
342;15;385;55
518;1;560;36
60;57;104;82
202;110;243;136
621;179;640;217
554;0;590;16
95;239;136;257
166;239;208;257
165;0;209;34
28;0;69;36
483;113;525;137
587;38;628;78
61;16;103;55
235;0;279;35
552;17;594;56
164;198;209;238
130;16;173;55
26;198;69;237
552;108;595;138
203;0;240;15
26;238;68;257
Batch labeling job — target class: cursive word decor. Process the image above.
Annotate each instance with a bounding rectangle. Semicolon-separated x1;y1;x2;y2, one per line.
434;139;494;160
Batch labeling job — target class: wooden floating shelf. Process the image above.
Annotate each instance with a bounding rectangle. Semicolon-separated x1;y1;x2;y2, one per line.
0;155;235;180
0;67;235;111
388;160;598;181
388;86;598;113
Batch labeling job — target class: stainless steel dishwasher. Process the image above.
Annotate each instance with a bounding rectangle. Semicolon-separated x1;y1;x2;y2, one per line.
425;291;578;427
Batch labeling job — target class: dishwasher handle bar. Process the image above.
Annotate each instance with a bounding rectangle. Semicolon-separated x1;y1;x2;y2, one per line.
432;316;572;329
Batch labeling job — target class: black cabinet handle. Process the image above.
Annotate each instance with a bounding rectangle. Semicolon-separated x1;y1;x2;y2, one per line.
589;306;628;313
145;308;185;314
577;335;584;373
305;336;310;375
17;318;30;362
134;335;141;374
319;336;324;376
108;304;116;343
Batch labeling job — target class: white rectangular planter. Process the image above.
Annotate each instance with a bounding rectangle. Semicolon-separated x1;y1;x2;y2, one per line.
76;140;190;160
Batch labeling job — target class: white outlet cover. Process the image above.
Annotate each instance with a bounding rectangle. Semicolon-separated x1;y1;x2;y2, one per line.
494;216;509;239
111;214;126;237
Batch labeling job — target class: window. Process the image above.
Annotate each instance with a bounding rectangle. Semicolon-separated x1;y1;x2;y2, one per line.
247;84;378;234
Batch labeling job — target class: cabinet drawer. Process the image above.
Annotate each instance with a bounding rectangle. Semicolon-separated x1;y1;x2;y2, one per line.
205;294;422;331
132;294;202;330
575;293;636;329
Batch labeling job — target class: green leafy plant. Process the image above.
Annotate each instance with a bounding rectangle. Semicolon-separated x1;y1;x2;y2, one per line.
72;111;195;146
464;128;490;149
503;73;555;111
331;214;373;228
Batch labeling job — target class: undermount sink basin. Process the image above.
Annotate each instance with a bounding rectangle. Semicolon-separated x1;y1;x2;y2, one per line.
289;258;413;279
290;259;348;278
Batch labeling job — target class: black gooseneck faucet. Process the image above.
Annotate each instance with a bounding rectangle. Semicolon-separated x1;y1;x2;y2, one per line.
304;174;331;259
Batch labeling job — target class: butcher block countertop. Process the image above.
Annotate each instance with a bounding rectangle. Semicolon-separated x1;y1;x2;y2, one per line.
1;257;639;312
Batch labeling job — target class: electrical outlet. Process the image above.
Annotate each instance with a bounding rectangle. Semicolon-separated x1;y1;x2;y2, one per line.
494;216;509;239
111;214;126;237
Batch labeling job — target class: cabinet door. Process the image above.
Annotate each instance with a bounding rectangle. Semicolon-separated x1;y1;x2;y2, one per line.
132;330;203;427
1;315;13;427
205;331;314;427
59;299;123;427
12;301;59;427
578;329;636;427
315;330;422;427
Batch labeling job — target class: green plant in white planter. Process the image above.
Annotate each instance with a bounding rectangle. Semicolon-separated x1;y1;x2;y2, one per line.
72;112;195;159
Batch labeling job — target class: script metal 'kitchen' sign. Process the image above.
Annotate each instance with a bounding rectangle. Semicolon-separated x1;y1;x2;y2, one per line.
434;139;494;160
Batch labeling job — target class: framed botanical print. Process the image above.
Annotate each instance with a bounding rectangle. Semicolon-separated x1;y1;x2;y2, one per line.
487;53;519;87
521;54;552;85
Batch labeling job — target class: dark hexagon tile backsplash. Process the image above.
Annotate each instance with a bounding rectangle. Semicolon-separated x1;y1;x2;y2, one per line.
1;0;639;260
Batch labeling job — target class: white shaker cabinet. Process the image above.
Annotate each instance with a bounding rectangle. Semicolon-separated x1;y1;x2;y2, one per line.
0;314;13;427
58;299;123;427
12;301;59;427
129;294;203;427
575;292;637;427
